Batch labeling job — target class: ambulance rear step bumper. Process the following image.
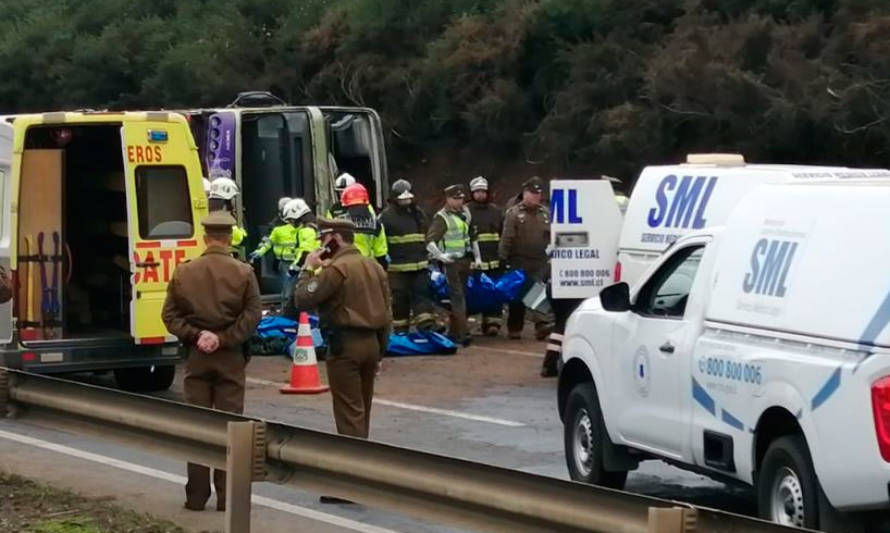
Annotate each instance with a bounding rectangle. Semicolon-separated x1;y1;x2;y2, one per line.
0;338;182;374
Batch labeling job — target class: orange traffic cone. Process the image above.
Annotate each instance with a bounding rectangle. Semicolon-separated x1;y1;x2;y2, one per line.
280;312;330;395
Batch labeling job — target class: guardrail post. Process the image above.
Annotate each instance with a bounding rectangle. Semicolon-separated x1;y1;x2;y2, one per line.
226;421;266;533
648;507;696;533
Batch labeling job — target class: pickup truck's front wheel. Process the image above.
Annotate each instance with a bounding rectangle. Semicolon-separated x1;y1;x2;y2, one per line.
564;382;628;489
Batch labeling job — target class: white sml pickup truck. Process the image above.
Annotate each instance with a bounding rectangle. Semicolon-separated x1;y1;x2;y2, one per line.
558;180;890;531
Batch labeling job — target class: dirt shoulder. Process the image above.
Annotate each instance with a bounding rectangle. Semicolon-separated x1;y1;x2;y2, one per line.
0;472;195;533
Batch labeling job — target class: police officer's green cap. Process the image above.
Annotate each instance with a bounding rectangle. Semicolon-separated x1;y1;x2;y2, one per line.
522;176;545;193
317;217;356;235
201;210;236;231
444;184;466;199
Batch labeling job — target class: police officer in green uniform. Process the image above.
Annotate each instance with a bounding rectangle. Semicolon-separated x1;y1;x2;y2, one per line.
378;180;436;332
499;177;553;341
426;184;482;345
291;218;391;439
162;211;261;512
467;176;504;336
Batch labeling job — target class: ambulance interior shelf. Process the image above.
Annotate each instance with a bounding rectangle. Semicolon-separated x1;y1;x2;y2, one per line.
21;125;130;341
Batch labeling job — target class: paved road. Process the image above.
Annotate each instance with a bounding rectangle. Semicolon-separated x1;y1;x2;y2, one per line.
0;331;753;532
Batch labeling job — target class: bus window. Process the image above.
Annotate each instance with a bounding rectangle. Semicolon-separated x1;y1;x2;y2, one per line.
326;112;377;207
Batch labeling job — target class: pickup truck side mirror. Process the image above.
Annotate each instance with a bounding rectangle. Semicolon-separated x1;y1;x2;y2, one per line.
600;282;631;312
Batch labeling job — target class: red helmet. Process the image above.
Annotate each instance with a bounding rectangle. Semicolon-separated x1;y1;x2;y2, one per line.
341;183;370;207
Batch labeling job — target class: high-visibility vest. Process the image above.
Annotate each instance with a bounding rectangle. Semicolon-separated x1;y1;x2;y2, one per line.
436;209;470;258
293;224;320;267
232;226;247;246
253;224;299;261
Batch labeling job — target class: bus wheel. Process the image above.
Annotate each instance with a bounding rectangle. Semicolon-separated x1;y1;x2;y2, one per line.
114;365;175;392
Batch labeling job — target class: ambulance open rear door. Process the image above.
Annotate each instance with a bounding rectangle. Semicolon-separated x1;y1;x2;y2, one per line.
121;117;205;345
550;179;623;300
0;123;12;344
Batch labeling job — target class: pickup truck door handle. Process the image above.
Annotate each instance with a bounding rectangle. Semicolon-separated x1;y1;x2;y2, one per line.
659;342;675;354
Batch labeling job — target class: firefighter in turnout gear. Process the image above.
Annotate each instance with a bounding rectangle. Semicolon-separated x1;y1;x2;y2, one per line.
291;218;392;447
499;177;553;341
467;176;504;336
426;184;482;346
327;172;357;219
207;177;248;256
340;182;388;268
378;179;436;333
162;211;262;512
250;198;306;306
284;198;321;272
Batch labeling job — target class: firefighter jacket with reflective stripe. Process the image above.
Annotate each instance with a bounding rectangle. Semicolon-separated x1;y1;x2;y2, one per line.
379;204;429;272
427;208;473;259
344;205;388;260
253;224;299;261
467;200;503;270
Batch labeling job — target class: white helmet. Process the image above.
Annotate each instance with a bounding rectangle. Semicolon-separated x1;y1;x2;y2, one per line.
282;198;311;221
334;172;356;193
469;176;488;192
278;197;292;215
203;177;211;195
209;177;239;200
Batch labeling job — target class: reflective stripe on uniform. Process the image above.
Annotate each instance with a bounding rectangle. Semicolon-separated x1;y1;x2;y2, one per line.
550;333;564;341
392;318;410;328
477;232;499;242
388;233;425;244
546;343;562;352
387;261;429;272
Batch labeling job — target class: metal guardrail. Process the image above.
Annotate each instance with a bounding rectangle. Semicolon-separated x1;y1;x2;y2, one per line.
0;368;806;533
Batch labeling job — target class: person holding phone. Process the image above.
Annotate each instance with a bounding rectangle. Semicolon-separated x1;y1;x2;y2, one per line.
290;218;392;447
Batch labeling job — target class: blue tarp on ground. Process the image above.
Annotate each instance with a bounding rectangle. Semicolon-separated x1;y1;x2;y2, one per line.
386;331;457;356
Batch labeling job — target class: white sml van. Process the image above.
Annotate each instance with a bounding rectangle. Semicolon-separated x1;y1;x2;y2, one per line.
616;154;890;286
559;180;890;530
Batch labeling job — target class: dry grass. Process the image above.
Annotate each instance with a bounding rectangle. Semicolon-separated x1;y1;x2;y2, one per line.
0;472;190;533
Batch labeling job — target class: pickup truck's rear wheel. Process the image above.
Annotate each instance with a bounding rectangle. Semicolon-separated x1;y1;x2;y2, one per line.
114;365;176;392
564;382;628;489
757;435;820;529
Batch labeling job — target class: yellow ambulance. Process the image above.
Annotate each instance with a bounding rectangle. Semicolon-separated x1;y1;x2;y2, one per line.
0;111;207;391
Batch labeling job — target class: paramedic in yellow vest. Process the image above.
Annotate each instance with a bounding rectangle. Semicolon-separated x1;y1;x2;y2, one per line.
283;198;321;272
250;197;302;306
208;177;248;257
466;176;505;336
327;172;356;219
339;183;388;268
425;184;482;346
